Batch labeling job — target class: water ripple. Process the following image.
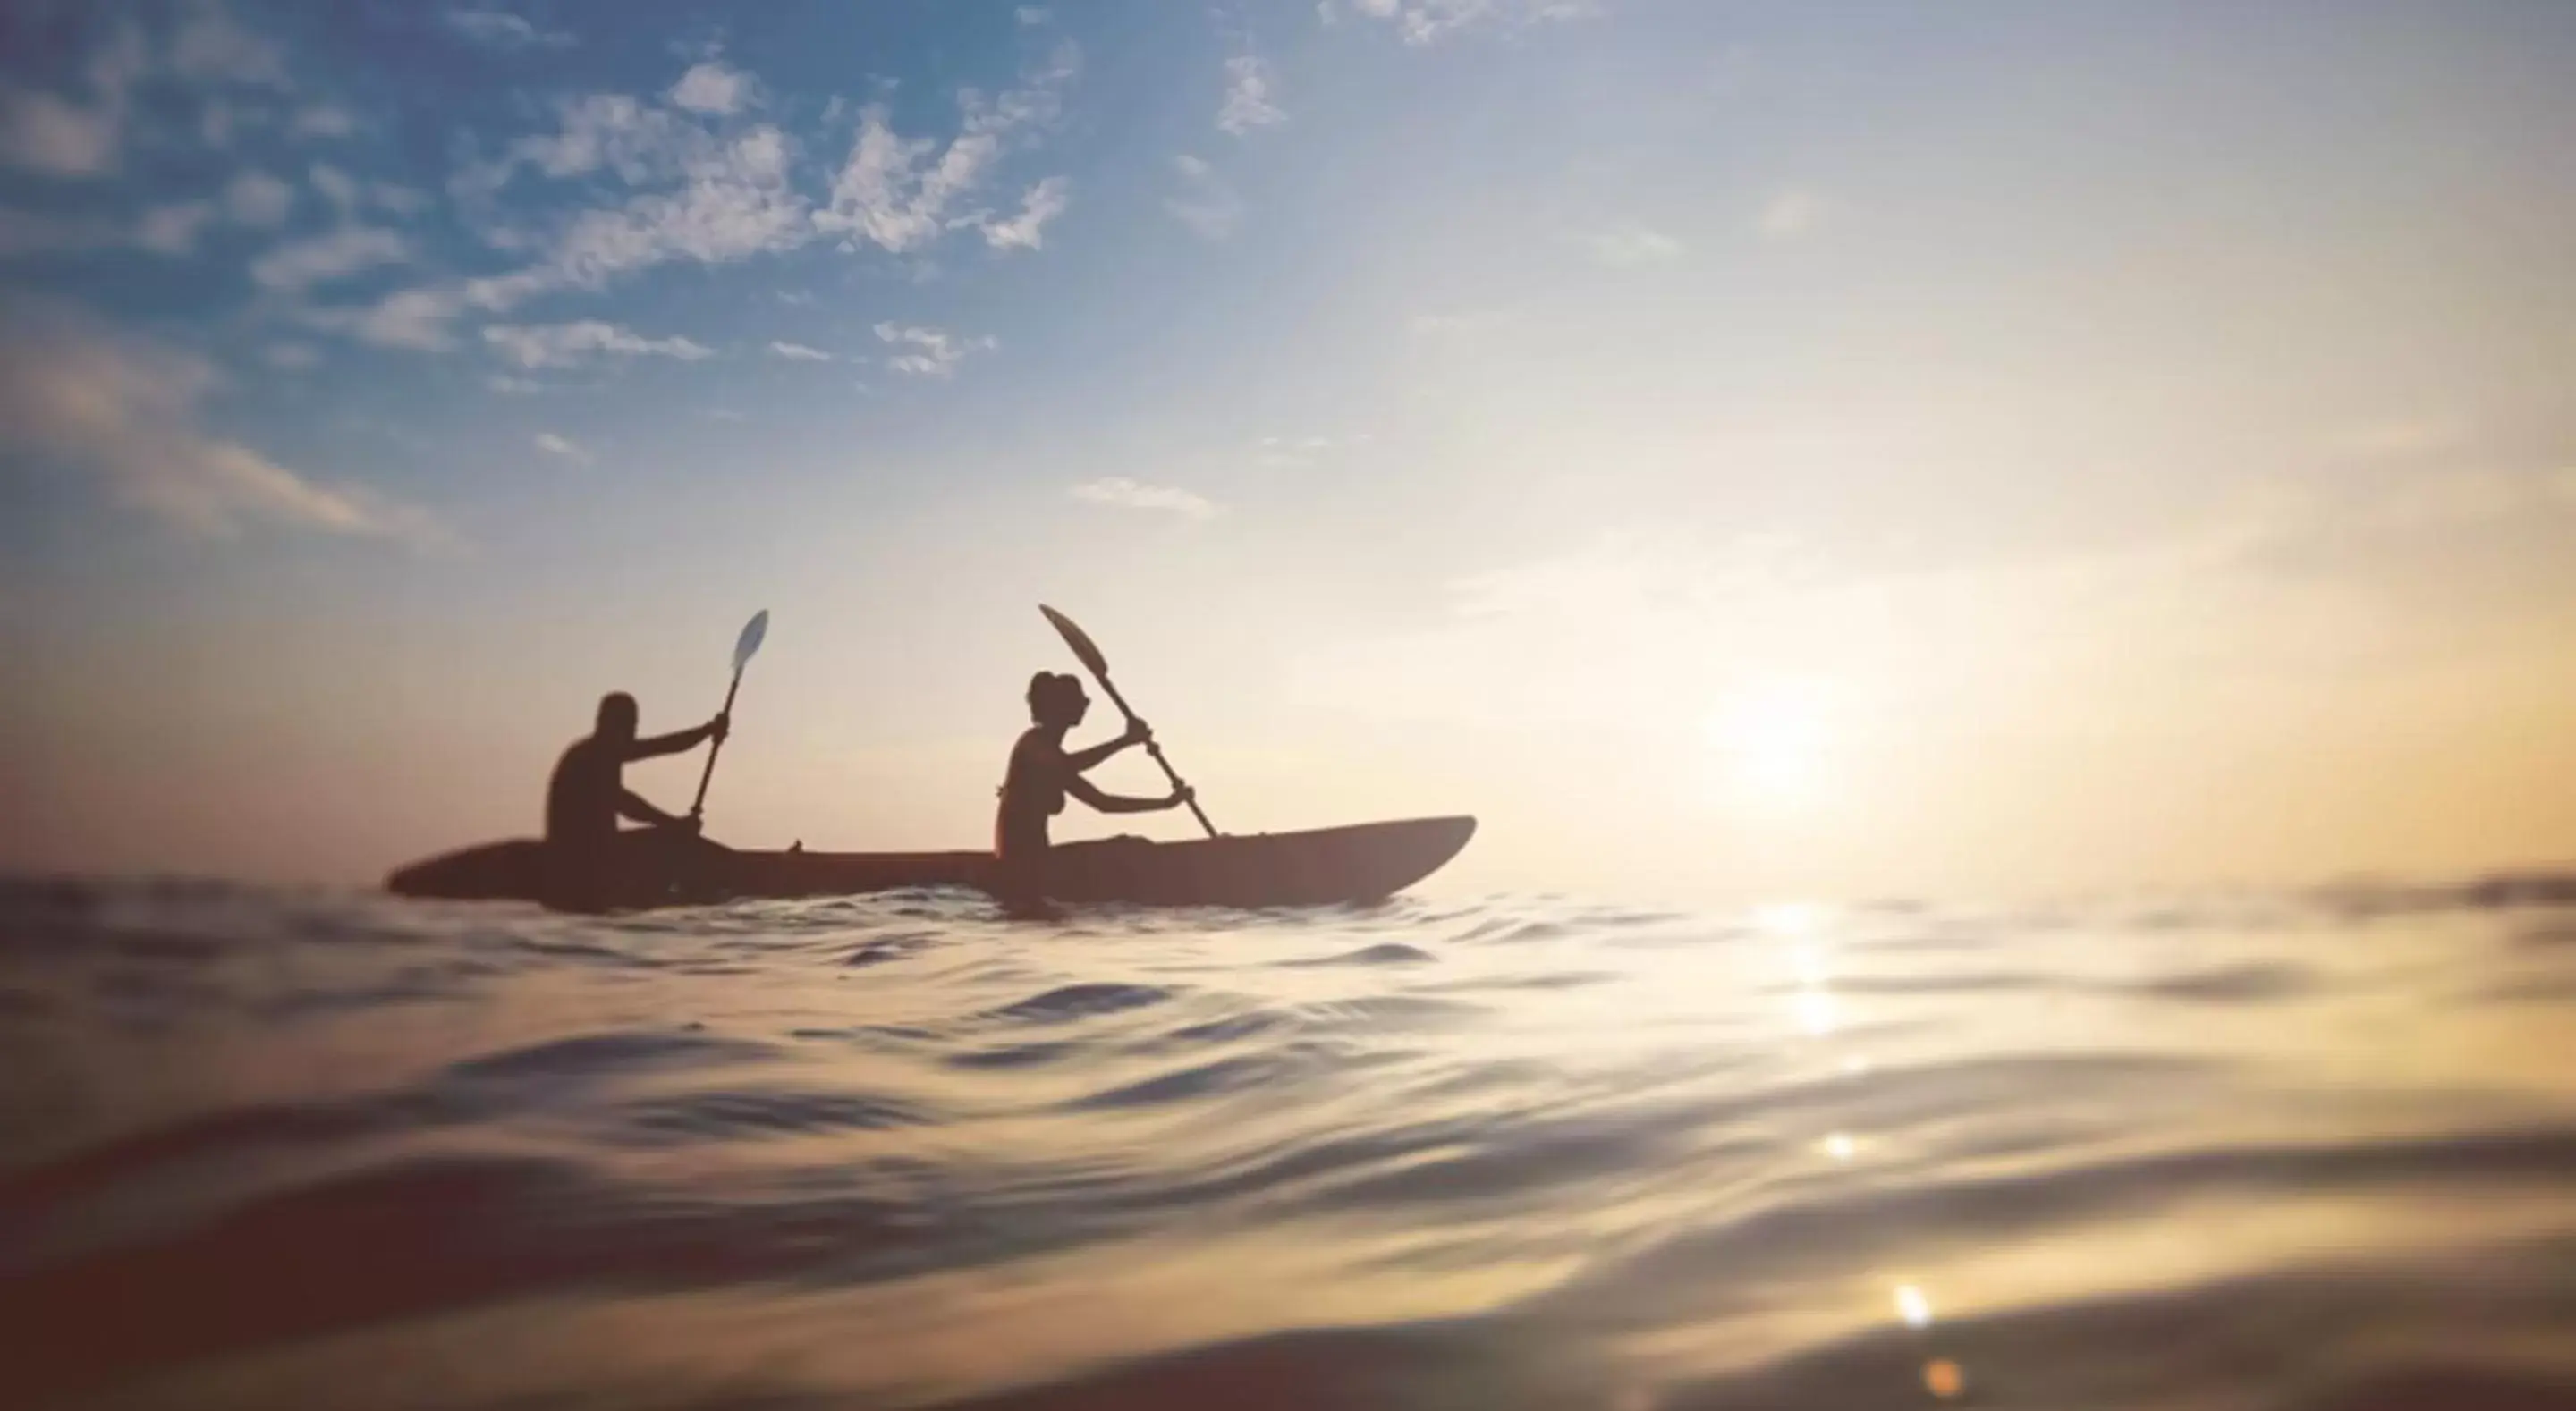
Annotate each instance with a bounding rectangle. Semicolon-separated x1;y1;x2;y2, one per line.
0;874;2570;1411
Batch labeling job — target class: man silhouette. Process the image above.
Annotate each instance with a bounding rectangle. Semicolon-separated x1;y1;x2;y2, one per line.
543;691;727;908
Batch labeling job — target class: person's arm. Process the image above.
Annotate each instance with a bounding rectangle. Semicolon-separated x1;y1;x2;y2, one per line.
628;713;729;762
617;789;702;832
1063;774;1192;815
1063;718;1149;773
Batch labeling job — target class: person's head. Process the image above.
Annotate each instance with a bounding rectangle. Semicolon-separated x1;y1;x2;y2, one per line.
595;691;639;741
1026;671;1089;728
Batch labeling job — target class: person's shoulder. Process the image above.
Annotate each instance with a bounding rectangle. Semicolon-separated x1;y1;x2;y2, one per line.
1008;727;1060;765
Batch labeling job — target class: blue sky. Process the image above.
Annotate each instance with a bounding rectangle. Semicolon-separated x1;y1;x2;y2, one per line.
5;1;2574;901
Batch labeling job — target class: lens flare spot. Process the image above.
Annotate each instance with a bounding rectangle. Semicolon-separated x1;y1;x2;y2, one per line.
1924;1358;1965;1398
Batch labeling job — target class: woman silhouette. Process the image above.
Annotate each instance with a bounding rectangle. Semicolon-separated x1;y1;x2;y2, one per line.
994;672;1192;905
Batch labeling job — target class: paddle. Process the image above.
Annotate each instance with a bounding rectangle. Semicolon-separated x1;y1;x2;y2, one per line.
1039;604;1218;837
688;609;769;823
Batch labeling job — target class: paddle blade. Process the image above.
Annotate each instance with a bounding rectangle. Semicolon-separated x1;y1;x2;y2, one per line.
732;610;770;673
1038;604;1108;678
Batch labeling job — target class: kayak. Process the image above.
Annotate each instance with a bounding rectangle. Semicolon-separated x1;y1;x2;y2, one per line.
385;815;1477;911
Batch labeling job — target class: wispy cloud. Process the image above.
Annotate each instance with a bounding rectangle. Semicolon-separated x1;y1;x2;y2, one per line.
341;48;1076;352
290;104;357;139
0;24;145;178
0;298;436;541
1217;55;1285;136
445;89;810;311
370;182;431;219
1254;434;1341;469
1070;477;1218;519
767;340;833;362
170;0;291;89
225;170;296;226
669;61;754;115
816;42;1080;253
135;202;218;256
251;225;409;292
324;288;465;351
1584;224;1682;266
533;431;593;464
1758;188;1826;241
1165;154;1243;240
874;322;994;377
445;7;574;50
128;170;304;258
973;175;1069;250
1326;0;1601;46
483;321;715;369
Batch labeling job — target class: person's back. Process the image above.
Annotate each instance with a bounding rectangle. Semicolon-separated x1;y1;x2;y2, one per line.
995;724;1068;863
538;690;726;910
545;733;621;850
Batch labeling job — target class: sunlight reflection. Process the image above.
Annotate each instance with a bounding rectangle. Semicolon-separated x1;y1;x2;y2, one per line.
1792;942;1828;984
1821;1132;1857;1162
1843;1055;1872;1076
1895;1284;1933;1328
1797;987;1839;1035
1755;901;1822;937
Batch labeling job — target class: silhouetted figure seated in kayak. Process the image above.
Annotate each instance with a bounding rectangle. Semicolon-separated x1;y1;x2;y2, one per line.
995;672;1191;907
542;691;728;909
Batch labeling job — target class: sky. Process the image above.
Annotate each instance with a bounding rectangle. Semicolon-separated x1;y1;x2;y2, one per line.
3;0;2572;907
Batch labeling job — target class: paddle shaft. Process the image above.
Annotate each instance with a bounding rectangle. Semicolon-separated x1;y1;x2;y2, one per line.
686;670;742;820
1090;672;1217;837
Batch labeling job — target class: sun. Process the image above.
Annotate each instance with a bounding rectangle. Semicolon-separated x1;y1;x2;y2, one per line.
1702;674;1838;810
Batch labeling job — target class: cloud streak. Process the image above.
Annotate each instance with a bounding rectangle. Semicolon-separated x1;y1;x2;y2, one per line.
483;321;715;369
874;322;993;377
1585;224;1682;266
534;431;593;464
445;8;574;50
974;175;1069;250
0;299;436;541
1070;477;1218;519
1326;0;1601;46
251;225;409;291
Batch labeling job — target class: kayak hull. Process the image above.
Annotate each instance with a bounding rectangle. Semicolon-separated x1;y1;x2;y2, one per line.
385;816;1476;912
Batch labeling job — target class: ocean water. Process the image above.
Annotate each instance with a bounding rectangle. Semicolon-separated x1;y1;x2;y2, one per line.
4;874;2575;1411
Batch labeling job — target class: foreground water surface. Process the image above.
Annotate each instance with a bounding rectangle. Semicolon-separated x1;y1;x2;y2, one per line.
4;873;2575;1410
